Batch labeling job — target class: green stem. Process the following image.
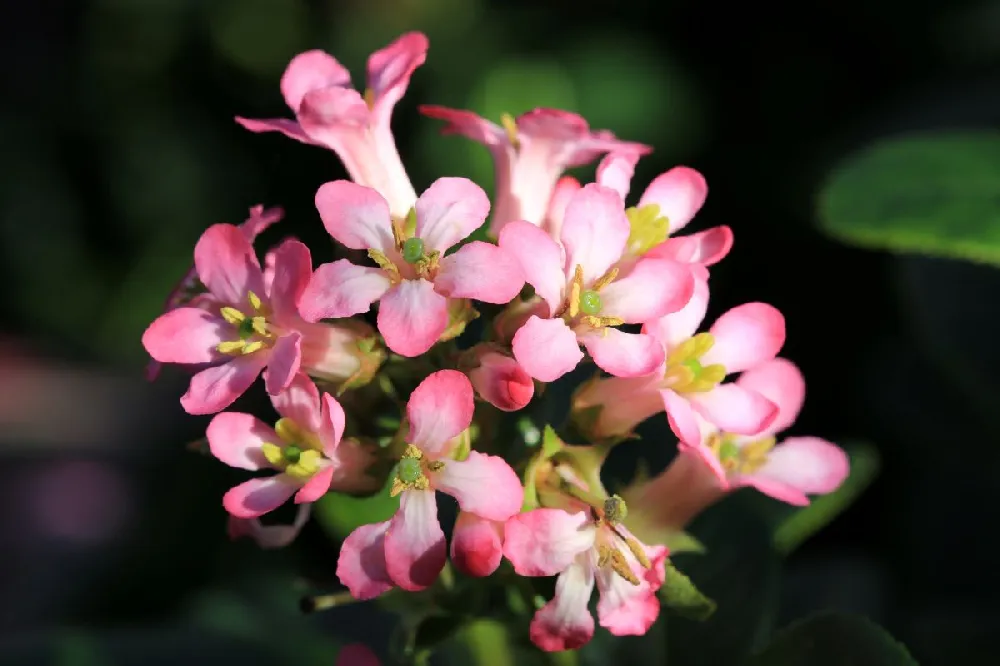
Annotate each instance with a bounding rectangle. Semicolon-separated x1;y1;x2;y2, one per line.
548;649;580;666
460;619;516;666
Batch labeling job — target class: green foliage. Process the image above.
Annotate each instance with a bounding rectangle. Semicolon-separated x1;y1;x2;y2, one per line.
818;131;1000;265
313;474;399;539
659;560;717;621
751;612;919;666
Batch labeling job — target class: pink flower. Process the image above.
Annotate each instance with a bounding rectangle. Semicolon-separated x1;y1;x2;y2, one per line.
236;33;429;218
467;349;534;412
336;370;523;598
450;511;505;577
207;373;373;518
227;503;310;549
499;183;694;382
336;644;380;666
677;358;850;505
146;205;283;382
299;179;525;357
503;501;668;652
420;106;650;236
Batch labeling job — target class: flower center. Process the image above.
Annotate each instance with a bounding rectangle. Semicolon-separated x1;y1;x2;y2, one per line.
594;495;652;586
556;264;624;333
259;417;325;481
389;444;444;496
579;290;602;316
663;333;726;393
625;203;670;256
367;209;440;283
217;291;274;356
402;237;425;264
708;433;776;475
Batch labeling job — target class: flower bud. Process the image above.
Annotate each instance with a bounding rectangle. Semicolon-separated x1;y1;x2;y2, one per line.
300;320;386;391
468;351;534;412
450;511;504;577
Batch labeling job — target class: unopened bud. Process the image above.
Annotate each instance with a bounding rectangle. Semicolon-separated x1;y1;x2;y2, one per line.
468;351;534;412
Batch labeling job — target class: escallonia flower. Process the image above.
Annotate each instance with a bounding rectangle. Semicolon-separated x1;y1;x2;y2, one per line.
420;106;650;237
503;495;668;652
142;226;385;414
236;33;428;219
336;370;523;598
298;178;525;358
499;183;694;382
207;372;375;519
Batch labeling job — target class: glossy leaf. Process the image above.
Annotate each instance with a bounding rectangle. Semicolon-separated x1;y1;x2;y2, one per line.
751;612;918;666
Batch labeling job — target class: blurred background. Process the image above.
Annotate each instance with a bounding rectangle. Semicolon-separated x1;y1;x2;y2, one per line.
1;0;998;664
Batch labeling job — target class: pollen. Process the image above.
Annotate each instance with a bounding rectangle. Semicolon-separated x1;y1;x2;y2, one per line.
390;444;431;496
664;333;726;393
216;292;274;356
625;203;670;256
500;112;520;149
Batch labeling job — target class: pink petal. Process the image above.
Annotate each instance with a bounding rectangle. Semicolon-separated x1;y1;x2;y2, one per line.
414;177;491;253
560;184;630;284
529;560;596;652
497;220;566;315
595;151;640;200
267;239;313;322
543;176;581;239
319;393;346;457
194;224;266;304
228;503;310;550
736;358;806;436
638;166;708;234
418;105;506;146
264;332;302;396
642;273;710;350
512;316;583;382
581;329;665;378
298;259;390;322
572;375;663;439
740;437;849;504
234;117;316;145
595;567;660;637
295;465;335;503
269;371;322;433
314;181;394;251
677;440;729;487
689;384;779;436
503;509;596;576
280;49;352;111
142;308;225;364
702;303;786;374
223;475;298;519
517;108;589;141
206;412;273;470
660;389;703;445
434;241;524;304
181;356;266;415
450;512;503;577
377;279;449;358
298;86;370;134
384;490;447;591
406;369;474;458
337;521;394;600
366;32;429;111
600;258;695;323
646;225;733;266
431;451;523;521
468;352;534;412
336;644;381;666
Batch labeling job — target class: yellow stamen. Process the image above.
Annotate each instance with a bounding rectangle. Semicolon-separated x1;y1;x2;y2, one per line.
663;333;726;393
368;249;401;283
568;265;584;318
591;267;619;292
625;204;671;256
220;307;245;325
363;88;376;111
597;544;640;585
250;317;269;336
285;449;322;481
217;341;245;354
242;341;265;355
260;443;284;466
247;291;263;311
500;112;519;149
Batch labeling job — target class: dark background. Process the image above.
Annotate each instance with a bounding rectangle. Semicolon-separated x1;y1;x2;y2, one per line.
1;0;998;664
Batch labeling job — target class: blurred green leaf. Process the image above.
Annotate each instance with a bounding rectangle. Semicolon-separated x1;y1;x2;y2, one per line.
314;476;399;539
659;560;717;621
750;612;918;666
818;131;1000;265
56;631;104;666
206;0;308;77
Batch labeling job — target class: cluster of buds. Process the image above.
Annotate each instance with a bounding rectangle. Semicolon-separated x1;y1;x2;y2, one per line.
142;32;850;657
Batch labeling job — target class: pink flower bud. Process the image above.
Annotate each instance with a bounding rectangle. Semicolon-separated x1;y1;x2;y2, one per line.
450;511;504;577
468;351;534;412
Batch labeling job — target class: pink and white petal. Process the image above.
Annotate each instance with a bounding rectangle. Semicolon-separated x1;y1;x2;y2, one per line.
223;475;299;519
206;412;274;470
194;224;265;304
741;437;849;502
377;279;449;358
497;220;566;314
366;32;429;111
450;512;504;578
384;490;447;591
142;308;225;364
280;49;352;111
181;356;267;415
701;303;786;374
736;358;806;436
646;225;733;266
642;274;710;350
294;465;335;503
418;105;506;146
240;205;284;241
336;644;381;666
582;329;665;378
234;117;316;145
543;176;581;240
269;371;322;433
267;239;313;322
298;260;391;322
298;86;370;134
600;258;695;323
529;559;597;652
677;440;729;487
337;521;394;600
512;316;583;382
406;369;474;458
414;177;491;253
314;181;394;251
434;241;524;304
264;332;302;396
431;451;523;521
595;567;660;636
596;151;640;200
689;384;779;436
560;184;630;284
503;509;596;577
228;503;309;550
660;389;703;446
637;166;707;234
319;393;346;457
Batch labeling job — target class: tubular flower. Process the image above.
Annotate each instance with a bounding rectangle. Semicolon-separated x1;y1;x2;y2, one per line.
336;371;523;598
227;503;310;550
503;498;668;652
207;372;374;519
573;276;784;441
500;183;694;382
420;106;650;237
235;33;428;218
299;178;525;357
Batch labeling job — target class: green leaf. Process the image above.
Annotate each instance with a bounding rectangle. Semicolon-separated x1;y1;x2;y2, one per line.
774;441;880;554
817;130;1000;265
751;612;918;666
314;476;399;540
659;560;717;621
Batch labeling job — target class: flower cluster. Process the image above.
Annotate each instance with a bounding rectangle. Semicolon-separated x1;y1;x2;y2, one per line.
142;32;849;656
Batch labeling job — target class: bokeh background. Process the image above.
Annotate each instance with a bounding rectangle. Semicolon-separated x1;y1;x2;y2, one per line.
2;0;999;664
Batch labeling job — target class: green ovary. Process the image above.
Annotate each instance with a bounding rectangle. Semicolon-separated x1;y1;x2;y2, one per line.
402;237;425;263
398;456;422;483
579;290;602;315
283;445;302;464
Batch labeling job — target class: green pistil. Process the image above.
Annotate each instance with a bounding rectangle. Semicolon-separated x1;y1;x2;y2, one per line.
237;317;256;339
579;290;602;316
283;445;302;464
682;357;703;375
718;440;740;461
398;456;422;483
402;237;425;264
